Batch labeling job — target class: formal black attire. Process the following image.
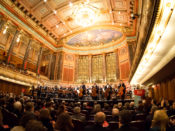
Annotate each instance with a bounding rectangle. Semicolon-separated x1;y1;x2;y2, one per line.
82;84;86;95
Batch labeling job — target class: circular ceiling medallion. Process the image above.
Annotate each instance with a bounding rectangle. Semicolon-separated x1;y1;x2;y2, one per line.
67;29;123;47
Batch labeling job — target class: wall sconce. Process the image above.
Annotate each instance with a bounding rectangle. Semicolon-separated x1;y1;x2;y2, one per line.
131;13;140;20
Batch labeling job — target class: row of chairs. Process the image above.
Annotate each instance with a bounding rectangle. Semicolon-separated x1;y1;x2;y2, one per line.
72;119;145;131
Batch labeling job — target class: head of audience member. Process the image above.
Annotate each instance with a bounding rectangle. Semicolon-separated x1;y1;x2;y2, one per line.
13;101;22;112
20;112;37;128
39;109;51;120
57;104;66;116
172;101;175;110
11;126;25;131
129;102;135;110
151;110;169;131
150;106;158;115
24;102;34;112
113;104;118;109
73;106;81;114
112;108;119;118
124;102;130;110
25;120;47;131
119;110;132;127
104;103;109;110
94;112;106;125
55;113;74;131
93;104;101;113
83;102;87;108
118;102;123;110
137;101;144;113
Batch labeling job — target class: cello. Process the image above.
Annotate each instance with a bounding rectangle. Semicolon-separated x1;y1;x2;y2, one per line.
117;86;124;98
91;86;97;98
79;87;83;98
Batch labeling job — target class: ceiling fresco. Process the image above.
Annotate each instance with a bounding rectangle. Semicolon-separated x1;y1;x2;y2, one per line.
67;29;123;47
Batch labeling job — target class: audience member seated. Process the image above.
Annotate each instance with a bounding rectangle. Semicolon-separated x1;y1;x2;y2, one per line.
55;112;74;131
118;103;123;111
145;106;158;130
39;109;54;131
91;104;101;114
84;112;109;131
71;106;86;122
25;120;47;131
150;110;169;131
168;101;175;117
111;108;119;122
114;110;139;131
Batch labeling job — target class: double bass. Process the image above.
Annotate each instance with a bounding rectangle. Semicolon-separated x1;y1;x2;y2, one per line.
105;87;110;99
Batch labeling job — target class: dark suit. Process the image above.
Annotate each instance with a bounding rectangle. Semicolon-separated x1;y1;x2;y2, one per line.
82;84;86;95
84;123;109;131
114;124;139;131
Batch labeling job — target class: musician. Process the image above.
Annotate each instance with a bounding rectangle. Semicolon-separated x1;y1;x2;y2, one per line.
118;80;126;100
92;83;99;100
104;83;112;100
81;82;86;95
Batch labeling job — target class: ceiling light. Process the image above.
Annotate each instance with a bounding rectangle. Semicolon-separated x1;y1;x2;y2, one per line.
56;25;59;28
74;4;98;27
70;30;72;33
69;2;73;7
53;10;57;14
3;26;8;34
112;22;114;25
44;0;47;2
118;11;120;14
110;10;112;14
16;34;21;43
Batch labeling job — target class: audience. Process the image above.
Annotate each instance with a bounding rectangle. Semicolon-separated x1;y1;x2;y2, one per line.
0;92;174;131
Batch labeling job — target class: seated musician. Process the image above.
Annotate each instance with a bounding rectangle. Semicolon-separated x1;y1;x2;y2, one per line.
118;80;126;100
104;83;112;100
81;82;86;96
92;83;99;100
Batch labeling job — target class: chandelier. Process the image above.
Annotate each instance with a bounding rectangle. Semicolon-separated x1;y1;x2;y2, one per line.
73;2;99;27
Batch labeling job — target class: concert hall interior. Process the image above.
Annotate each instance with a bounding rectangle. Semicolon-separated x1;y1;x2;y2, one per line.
0;0;175;131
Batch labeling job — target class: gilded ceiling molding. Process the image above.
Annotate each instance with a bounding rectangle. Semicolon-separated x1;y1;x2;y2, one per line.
131;0;175;85
129;0;159;82
0;2;57;51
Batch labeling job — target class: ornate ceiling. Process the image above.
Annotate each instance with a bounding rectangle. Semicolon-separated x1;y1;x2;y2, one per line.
0;0;137;49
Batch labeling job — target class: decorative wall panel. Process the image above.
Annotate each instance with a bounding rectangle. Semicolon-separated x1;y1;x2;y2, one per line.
106;52;117;82
120;62;130;79
76;55;89;83
92;55;103;83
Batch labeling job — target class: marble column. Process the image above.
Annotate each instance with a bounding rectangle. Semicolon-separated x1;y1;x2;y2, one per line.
47;52;53;79
103;53;107;83
6;30;19;63
36;46;43;75
89;55;92;83
54;53;59;80
22;39;32;69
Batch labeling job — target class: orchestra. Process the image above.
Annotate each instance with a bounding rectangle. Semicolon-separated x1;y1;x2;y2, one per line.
32;80;130;100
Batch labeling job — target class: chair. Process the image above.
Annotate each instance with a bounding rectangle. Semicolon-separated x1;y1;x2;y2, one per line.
72;119;84;131
108;121;119;130
134;113;146;120
130;120;145;130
